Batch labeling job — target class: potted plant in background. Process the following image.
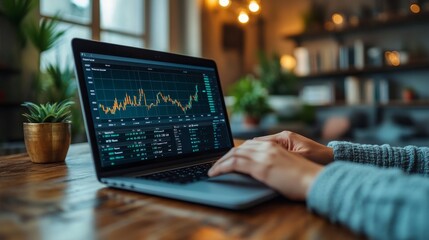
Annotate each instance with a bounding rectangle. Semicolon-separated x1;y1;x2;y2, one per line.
22;100;73;163
0;0;34;66
258;52;302;119
25;15;66;95
0;0;34;104
229;76;272;126
41;63;85;140
26;16;85;141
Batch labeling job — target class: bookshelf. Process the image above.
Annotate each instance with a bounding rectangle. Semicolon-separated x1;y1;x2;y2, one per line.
284;7;429;141
285;10;429;102
285;12;429;45
297;61;429;80
316;100;429;108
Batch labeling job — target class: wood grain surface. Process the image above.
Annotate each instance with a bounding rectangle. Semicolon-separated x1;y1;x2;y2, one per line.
0;141;364;240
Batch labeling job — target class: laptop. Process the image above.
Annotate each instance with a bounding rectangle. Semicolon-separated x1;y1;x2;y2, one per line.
71;38;276;209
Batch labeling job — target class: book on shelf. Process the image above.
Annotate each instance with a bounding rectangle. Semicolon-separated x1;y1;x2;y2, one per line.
300;83;335;106
345;76;361;105
344;77;389;105
354;40;365;70
294;47;311;76
378;79;390;104
293;40;366;74
339;40;366;71
295;46;338;75
363;79;375;104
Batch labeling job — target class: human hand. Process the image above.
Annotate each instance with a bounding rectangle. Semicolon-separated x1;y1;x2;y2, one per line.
208;140;323;201
254;131;334;165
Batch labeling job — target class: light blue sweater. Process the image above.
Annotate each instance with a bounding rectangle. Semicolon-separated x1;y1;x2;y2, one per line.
307;142;429;240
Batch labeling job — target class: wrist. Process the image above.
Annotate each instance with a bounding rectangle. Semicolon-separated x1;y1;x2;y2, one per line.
319;146;334;165
326;147;334;162
303;164;324;200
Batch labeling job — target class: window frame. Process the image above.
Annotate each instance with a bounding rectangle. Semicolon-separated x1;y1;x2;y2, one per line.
38;0;149;46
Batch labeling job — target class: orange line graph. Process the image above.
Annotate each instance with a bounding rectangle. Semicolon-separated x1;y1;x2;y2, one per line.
99;85;199;114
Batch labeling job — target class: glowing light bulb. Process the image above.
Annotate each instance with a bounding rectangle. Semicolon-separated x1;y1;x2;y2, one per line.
238;11;249;24
410;3;421;14
385;51;401;66
280;55;297;71
248;1;260;13
332;13;344;25
219;0;230;7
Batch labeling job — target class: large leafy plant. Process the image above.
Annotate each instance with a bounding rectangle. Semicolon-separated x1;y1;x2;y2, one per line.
0;0;34;45
0;0;34;26
22;100;74;123
258;52;298;95
26;16;66;53
39;64;84;136
41;63;76;102
229;76;271;119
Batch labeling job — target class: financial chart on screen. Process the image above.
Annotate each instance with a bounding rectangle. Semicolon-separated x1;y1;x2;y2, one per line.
80;53;232;167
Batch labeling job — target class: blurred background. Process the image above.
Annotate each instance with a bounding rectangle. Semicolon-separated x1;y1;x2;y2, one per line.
1;0;429;155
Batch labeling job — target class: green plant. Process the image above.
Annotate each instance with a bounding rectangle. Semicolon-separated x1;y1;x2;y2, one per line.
229;76;272;119
0;0;35;46
25;15;68;105
25;16;66;53
22;100;74;123
0;0;34;26
258;52;298;95
41;63;77;102
40;63;85;138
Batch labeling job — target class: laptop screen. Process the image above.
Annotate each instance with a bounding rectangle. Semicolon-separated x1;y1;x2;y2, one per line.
79;52;233;168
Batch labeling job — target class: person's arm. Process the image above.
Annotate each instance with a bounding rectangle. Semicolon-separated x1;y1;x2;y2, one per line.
329;141;429;176
308;161;429;240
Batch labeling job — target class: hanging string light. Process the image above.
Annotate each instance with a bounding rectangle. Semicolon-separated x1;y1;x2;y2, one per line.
214;0;262;24
238;10;250;24
248;0;260;13
219;0;231;8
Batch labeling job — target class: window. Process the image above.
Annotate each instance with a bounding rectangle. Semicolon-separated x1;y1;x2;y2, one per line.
39;0;146;70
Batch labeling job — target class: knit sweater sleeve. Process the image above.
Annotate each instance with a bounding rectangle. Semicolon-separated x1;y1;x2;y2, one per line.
327;141;429;176
308;161;429;240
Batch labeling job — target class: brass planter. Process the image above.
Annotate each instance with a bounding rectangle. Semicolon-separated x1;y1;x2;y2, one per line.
23;122;71;163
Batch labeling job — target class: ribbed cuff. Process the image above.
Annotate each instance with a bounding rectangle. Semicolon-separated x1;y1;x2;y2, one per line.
327;141;355;162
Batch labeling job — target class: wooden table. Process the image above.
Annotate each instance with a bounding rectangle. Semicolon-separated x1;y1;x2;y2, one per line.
0;141;363;240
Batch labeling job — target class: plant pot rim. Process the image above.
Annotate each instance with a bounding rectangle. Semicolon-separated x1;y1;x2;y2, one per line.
23;122;71;126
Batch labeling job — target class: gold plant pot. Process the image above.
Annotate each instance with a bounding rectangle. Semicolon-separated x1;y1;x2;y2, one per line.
23;122;71;163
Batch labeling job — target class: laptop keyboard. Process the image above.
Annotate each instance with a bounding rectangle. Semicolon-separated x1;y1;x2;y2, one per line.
137;162;213;184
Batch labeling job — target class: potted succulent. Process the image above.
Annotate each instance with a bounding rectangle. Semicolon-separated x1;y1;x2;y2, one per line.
22;100;74;163
229;76;272;126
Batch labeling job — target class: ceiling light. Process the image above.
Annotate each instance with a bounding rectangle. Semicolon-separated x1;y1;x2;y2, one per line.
219;0;230;7
238;11;250;24
248;1;260;13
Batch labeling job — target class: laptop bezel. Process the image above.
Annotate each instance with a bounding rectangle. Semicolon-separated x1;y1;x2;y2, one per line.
71;38;234;179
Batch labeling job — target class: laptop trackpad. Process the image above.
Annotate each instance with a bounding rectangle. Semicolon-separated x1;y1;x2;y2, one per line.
206;173;267;187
